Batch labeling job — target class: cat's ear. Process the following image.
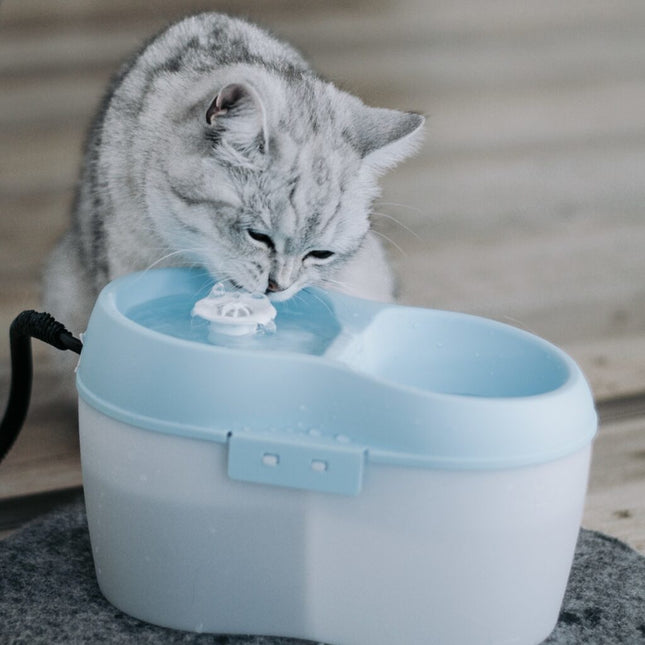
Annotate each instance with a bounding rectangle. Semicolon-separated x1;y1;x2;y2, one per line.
205;83;268;153
354;107;425;173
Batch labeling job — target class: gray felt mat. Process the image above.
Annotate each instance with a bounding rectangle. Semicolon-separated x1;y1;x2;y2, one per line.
1;495;644;644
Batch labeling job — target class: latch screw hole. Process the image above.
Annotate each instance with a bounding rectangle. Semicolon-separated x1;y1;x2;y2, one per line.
262;453;280;467
311;459;328;473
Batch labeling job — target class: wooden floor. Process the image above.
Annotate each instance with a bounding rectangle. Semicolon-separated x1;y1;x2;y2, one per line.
1;1;645;552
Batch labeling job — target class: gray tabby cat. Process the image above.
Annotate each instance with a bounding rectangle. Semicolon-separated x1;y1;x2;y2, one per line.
44;12;424;335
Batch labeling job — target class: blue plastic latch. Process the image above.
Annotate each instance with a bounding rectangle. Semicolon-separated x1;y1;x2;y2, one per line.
227;431;365;495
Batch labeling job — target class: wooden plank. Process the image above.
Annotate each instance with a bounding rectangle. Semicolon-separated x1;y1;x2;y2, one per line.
0;0;365;30
0;26;146;77
382;143;645;229
0;128;83;199
0;129;83;198
0;74;107;130
0;192;71;287
0;367;80;501
3;2;644;96
422;81;645;155
3;0;645;37
598;394;645;424
568;338;645;403
584;414;645;554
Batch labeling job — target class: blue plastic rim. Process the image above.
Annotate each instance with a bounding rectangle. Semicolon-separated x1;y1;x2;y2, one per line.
76;268;597;493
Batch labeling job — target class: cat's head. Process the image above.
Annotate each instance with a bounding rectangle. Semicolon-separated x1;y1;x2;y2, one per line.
151;73;424;301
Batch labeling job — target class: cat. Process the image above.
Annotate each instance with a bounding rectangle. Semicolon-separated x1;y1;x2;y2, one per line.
43;12;424;336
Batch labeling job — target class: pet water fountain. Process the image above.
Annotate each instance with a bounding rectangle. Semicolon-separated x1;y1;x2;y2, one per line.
75;267;597;645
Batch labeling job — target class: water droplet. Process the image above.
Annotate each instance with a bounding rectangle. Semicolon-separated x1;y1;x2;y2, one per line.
308;428;322;437
211;282;227;298
335;434;350;444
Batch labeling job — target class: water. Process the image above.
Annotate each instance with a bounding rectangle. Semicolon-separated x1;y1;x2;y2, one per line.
127;290;342;356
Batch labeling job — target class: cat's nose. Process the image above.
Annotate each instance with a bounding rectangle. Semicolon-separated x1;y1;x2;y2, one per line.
266;279;285;293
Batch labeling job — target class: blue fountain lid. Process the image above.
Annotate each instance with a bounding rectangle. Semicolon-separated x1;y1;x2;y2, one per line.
77;268;597;495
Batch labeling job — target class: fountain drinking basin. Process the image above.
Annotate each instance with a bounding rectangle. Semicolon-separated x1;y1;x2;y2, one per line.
77;267;597;645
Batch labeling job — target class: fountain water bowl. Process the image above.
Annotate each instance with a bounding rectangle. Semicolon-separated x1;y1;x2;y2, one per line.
76;267;597;645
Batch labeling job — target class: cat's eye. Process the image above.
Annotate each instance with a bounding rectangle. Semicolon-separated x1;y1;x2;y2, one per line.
305;250;335;261
247;229;274;249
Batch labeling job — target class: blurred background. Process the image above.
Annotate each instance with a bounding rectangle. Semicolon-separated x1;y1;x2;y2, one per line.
1;1;645;547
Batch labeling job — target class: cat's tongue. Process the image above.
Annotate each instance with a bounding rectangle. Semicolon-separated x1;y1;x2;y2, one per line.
192;282;277;337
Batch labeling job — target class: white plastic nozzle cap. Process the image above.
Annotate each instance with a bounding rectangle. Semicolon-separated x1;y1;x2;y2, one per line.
192;282;277;337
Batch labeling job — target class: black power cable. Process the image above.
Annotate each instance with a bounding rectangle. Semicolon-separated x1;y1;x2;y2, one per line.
0;311;82;463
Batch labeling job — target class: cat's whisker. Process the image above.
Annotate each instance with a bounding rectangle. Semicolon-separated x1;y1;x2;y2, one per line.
303;288;336;316
319;276;347;288
287;290;308;308
371;229;407;257
320;277;364;298
371;211;423;241
196;270;217;292
375;200;425;215
142;249;195;274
